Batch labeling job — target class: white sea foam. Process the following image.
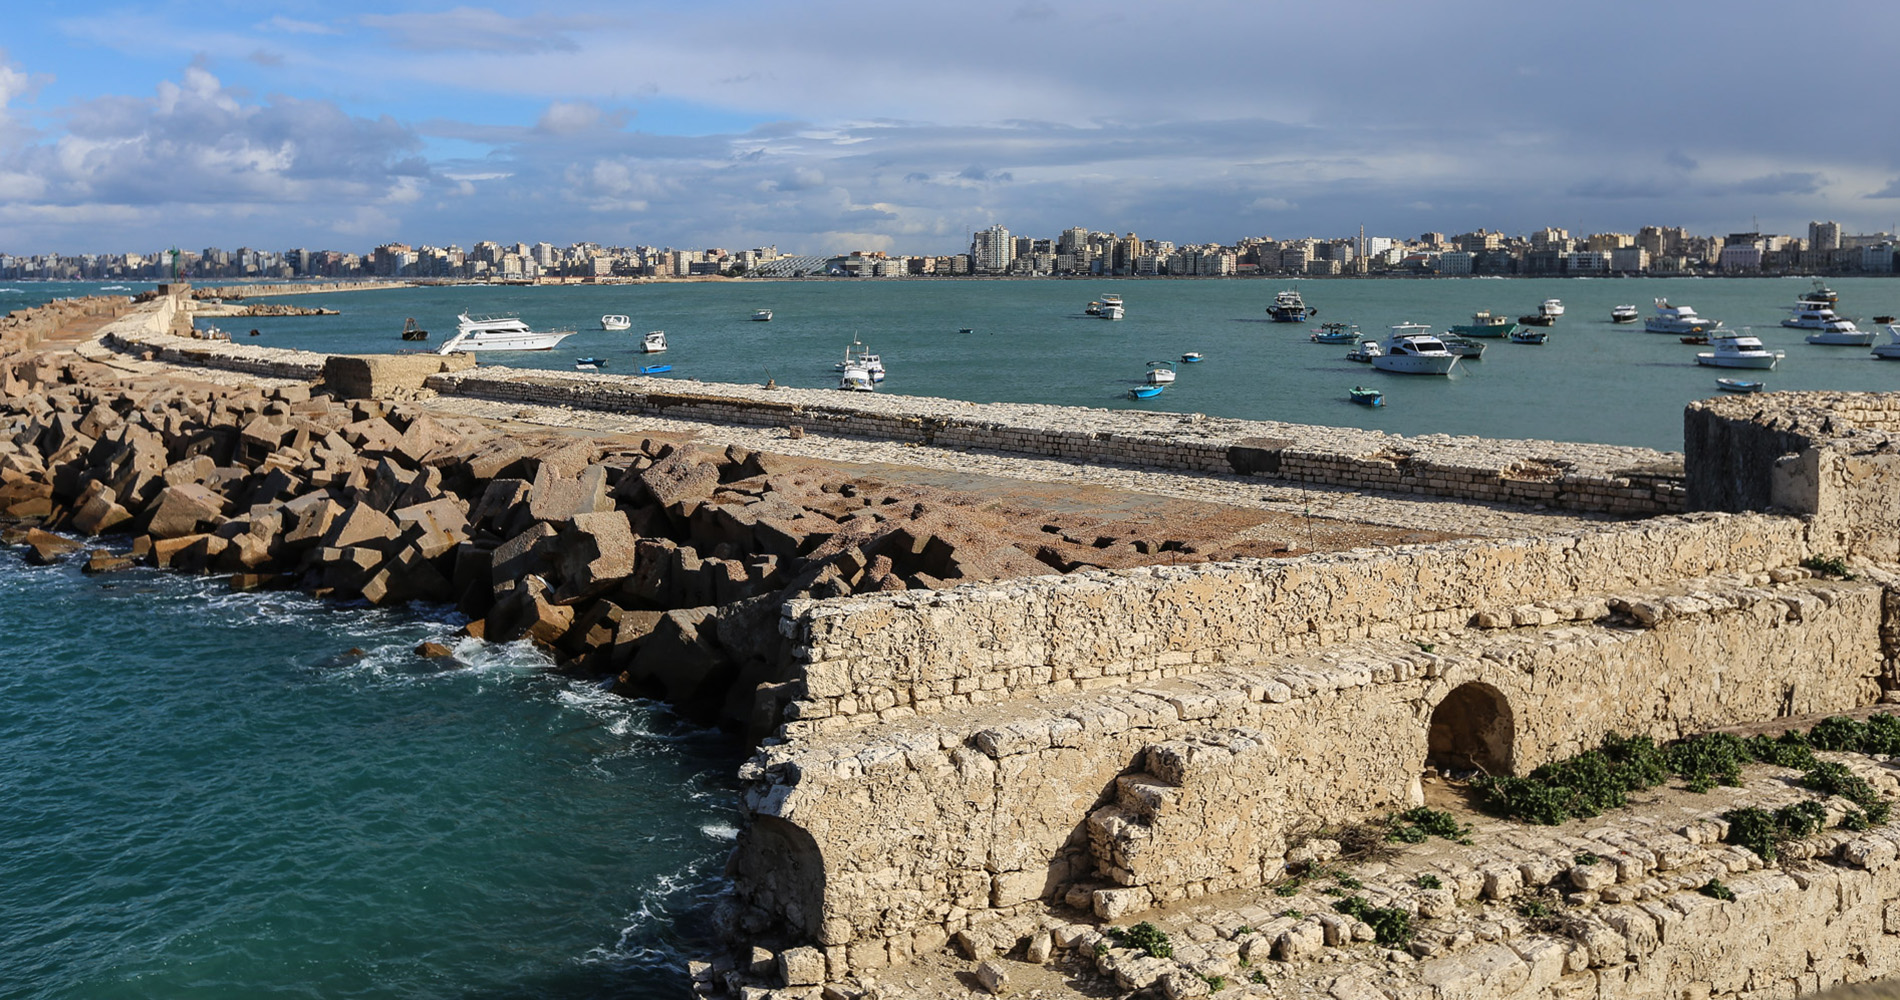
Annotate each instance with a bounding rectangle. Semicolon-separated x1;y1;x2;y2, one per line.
699;822;739;841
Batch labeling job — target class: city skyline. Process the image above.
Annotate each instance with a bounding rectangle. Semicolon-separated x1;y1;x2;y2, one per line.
4;1;1900;255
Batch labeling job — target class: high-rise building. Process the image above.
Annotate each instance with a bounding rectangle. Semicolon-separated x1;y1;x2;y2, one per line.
1809;220;1842;252
971;225;1013;272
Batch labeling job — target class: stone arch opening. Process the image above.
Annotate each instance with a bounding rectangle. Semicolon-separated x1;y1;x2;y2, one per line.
728;816;828;941
1426;682;1515;776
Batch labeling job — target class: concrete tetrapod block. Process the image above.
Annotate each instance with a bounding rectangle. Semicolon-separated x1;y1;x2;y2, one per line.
553;510;636;604
146;483;227;539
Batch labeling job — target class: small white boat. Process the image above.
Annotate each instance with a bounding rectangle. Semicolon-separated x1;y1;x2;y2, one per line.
1371;323;1459;375
1345;340;1384;363
641;330;668;353
1610;305;1640;324
1874;325;1900;360
838;364;876;391
1179;352;1204;363
1084;300;1102;316
601;314;631;331
752;309;773;322
1100;294;1124;320
1645;299;1720;335
1540;298;1565;319
1804;317;1874;346
437;313;576;354
1715;377;1765;393
834;339;886;382
1799;279;1838;306
1144;361;1177;385
1695;332;1783;370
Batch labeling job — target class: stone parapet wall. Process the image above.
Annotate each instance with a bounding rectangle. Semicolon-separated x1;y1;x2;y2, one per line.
1;295;137;351
732;576;1883;968
101;327;330;382
778;513;1813;727
425;366;1687;516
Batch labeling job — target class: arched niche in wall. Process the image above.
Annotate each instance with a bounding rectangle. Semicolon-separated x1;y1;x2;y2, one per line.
1425;682;1515;777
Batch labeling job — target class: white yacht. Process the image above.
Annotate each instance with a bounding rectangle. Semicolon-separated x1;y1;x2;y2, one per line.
437;313;576;354
1695;332;1783;370
1371;323;1460;375
1100;294;1125;320
1144;361;1177;385
752;309;773;322
1540;298;1565;319
1610;304;1640;324
838;364;876;391
641;330;668;353
1783;304;1844;330
1644;299;1720;335
1804;317;1874;346
600;314;631;331
1873;325;1900;360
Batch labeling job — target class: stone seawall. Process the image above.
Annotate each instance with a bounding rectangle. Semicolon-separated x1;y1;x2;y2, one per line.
732;574;1886;969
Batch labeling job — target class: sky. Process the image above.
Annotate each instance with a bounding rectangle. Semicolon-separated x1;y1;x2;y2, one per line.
2;0;1899;257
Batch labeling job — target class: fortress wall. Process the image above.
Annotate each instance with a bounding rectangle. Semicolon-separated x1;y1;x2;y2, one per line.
420;367;1686;516
733;579;1884;968
778;513;1813;728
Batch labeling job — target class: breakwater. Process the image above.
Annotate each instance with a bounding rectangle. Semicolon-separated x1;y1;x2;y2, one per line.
12;290;1900;1000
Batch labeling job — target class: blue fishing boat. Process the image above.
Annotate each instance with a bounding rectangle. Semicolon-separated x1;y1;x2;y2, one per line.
1348;386;1385;407
1180;352;1205;363
640;364;673;374
1715;377;1764;393
1128;385;1164;400
574;356;608;370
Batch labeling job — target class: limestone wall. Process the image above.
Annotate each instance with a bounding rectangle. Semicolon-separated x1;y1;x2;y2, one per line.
778;513;1813;728
424;366;1687;516
732;577;1884;967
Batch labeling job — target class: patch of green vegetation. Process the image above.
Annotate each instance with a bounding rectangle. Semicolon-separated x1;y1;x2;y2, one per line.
1336;875;1363;890
1573;852;1599;867
1844;809;1871;832
1722;801;1828;861
1203;974;1228;992
1249;970;1269;985
1234;925;1251;936
1700;878;1736;901
1416;874;1442;890
1517;898;1555;920
1104;921;1174;960
1387;807;1470;845
1334;896;1413;946
1801;555;1855;580
1279;910;1301;920
1476;719;1899;827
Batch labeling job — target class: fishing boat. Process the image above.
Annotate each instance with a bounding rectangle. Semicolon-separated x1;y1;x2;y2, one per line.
639;364;673;375
436;313;576;354
1180;352;1205;363
1310;323;1361;344
601;314;631;331
640;330;668;353
752;309;773;322
1610;305;1640;324
1345;340;1384;363
1440;334;1486;359
1449;310;1516;338
1085;300;1102;316
400;318;428;341
1348;386;1385;407
838;364;877;391
834;339;886;382
1798;279;1838;306
1680;335;1710;345
1541;299;1565;319
1100;294;1125;320
1128;385;1165;400
1144;361;1177;385
1370;323;1459;375
574;356;609;370
1517;311;1556;327
958;328;975;335
1509;328;1550;345
1695;332;1783;370
1874;325;1900;360
1715;378;1765;393
1267;288;1313;322
1645;299;1720;335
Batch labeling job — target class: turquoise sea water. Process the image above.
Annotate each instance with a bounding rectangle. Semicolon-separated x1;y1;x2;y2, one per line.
0;551;745;998
151;274;1900;454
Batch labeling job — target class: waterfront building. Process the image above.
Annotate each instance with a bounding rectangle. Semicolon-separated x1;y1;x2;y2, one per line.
971;225;1014;273
1611;247;1650;273
1434;251;1474;275
1861;244;1896;274
1810;220;1843;252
